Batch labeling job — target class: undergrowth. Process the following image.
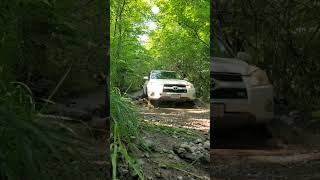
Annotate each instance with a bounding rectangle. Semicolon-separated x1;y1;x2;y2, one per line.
0;80;87;180
110;88;144;180
0;65;104;179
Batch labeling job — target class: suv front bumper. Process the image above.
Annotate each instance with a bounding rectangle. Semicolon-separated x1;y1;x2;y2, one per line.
211;85;274;125
148;88;196;101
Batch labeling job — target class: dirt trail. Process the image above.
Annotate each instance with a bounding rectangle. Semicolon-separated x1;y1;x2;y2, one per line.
129;101;211;180
211;148;320;180
210;121;320;179
50;87;108;179
141;106;210;132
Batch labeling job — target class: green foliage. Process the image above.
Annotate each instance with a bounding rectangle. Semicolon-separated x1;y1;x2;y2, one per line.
110;0;210;97
141;121;203;141
0;0;106;98
0;1;108;178
110;1;210;177
110;88;144;179
110;88;140;139
0;79;85;180
213;0;320;111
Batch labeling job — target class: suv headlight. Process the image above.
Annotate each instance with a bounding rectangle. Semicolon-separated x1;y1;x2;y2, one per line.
248;66;270;87
186;83;194;89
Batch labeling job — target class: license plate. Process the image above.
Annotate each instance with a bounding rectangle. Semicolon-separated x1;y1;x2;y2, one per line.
212;103;225;117
171;94;181;99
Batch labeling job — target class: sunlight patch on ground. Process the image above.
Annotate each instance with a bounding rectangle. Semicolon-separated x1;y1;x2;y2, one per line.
142;119;209;132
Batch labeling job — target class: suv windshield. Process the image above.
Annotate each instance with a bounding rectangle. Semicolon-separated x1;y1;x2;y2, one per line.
150;71;181;79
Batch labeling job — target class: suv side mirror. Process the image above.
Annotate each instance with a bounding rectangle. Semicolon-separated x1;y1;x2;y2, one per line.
143;76;149;80
183;78;188;81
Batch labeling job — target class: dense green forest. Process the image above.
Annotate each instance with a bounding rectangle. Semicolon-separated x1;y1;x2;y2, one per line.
111;0;210;97
213;0;320;116
0;0;107;179
0;0;210;178
110;0;210;179
1;0;107;97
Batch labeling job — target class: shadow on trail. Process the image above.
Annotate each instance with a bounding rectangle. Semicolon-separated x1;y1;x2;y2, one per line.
154;101;196;109
211;125;275;150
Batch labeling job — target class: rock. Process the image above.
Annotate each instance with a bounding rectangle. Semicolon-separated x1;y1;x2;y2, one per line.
204;141;210;150
173;155;180;161
144;153;150;158
177;176;183;180
168;154;175;159
147;176;153;180
155;172;162;178
189;146;197;153
280;115;294;126
184;142;196;153
144;139;156;151
178;147;187;154
173;139;210;164
289;110;300;117
195;138;202;144
180;143;189;149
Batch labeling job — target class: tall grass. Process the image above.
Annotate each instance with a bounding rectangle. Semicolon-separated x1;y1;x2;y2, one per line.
0;74;86;179
110;88;144;180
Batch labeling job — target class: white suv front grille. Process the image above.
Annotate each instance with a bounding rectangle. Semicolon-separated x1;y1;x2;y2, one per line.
211;72;248;99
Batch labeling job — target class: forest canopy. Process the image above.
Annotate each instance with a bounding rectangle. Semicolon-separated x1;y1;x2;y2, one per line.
110;0;210;98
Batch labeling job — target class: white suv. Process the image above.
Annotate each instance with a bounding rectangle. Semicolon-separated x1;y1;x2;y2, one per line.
143;70;196;104
211;57;274;127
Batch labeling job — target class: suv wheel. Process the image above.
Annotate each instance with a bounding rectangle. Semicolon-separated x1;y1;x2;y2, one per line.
143;88;148;99
150;100;159;107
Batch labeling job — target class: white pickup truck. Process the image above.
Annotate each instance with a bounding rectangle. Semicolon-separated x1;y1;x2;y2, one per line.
211;57;274;127
143;70;196;105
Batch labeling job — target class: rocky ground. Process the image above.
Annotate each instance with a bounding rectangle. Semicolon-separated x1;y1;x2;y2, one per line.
47;88;320;179
46;88;109;179
117;98;211;180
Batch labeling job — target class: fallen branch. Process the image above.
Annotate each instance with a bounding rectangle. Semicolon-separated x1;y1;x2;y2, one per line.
37;113;76;121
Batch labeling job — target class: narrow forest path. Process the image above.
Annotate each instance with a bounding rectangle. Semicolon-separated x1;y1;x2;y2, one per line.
210;117;320;179
48;87;108;179
124;93;211;180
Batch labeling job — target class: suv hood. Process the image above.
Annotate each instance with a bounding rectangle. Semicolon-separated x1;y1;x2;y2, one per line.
212;57;250;75
149;79;189;85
